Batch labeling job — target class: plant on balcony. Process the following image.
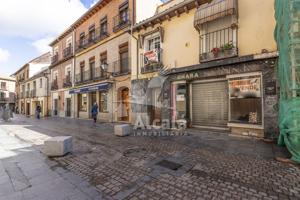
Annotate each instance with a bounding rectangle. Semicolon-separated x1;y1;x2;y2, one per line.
211;47;221;58
221;42;235;56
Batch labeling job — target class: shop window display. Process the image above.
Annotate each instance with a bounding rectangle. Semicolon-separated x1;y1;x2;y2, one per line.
229;76;262;125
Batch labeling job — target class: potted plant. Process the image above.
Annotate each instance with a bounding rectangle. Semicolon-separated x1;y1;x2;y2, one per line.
221;42;235;57
211;47;220;58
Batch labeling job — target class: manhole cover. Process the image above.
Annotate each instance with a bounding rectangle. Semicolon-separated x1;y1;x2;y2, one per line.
156;160;182;171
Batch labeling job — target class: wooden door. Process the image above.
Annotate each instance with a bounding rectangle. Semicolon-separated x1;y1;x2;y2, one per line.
120;88;129;121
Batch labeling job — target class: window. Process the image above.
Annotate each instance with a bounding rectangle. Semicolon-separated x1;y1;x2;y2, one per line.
119;4;129;24
119;43;129;73
33;81;36;89
229;75;262;125
78;93;87;112
100;17;108;36
40;78;43;88
100;51;107;77
147;36;161;51
79;32;85;47
80;61;85;81
172;83;187;121
99;92;108;112
89;57;95;79
1;82;6;90
88;25;96;42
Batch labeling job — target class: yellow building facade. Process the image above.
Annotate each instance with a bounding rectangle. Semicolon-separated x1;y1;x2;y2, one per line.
131;0;278;138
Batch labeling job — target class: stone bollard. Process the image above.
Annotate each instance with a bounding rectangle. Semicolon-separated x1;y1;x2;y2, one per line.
114;124;132;137
43;136;73;157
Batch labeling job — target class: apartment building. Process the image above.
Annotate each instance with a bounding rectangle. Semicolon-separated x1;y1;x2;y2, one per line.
49;31;74;118
131;0;278;138
49;0;160;123
0;76;16;110
13;53;51;116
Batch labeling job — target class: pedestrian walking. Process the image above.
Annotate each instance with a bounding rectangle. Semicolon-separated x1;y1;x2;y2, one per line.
91;102;98;123
36;105;41;119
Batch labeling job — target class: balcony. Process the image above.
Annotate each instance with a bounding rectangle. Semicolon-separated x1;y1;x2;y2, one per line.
200;27;238;62
51;81;59;91
194;0;237;30
141;48;163;74
113;10;131;32
75;28;110;53
63;46;73;59
0;87;7;91
26;91;30;98
63;76;72;88
112;57;131;76
51;54;59;65
31;89;36;98
75;70;92;85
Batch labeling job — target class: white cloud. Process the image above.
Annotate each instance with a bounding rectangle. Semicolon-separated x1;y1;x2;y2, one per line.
136;0;162;23
31;37;54;54
0;48;10;62
0;0;87;39
89;0;99;8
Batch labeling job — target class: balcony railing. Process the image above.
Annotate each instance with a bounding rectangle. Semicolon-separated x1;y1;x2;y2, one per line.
51;54;59;65
113;10;131;32
75;28;109;53
51;81;59;91
112;57;131;76
200;27;237;62
31;89;36;98
26;91;30;98
141;48;163;74
63;76;72;88
63;46;73;59
194;0;237;29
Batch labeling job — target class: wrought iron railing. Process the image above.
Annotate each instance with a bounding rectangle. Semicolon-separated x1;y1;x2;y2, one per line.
75;27;110;53
63;46;73;58
63;76;72;88
141;48;163;74
51;80;59;90
113;10;131;32
112;57;131;76
31;89;36;97
200;27;238;62
26;91;30;98
51;54;59;65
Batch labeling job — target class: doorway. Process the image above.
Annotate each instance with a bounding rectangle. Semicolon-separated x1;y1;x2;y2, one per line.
54;99;58;116
66;98;71;117
150;88;162;126
26;102;30;116
119;88;129;121
90;92;97;118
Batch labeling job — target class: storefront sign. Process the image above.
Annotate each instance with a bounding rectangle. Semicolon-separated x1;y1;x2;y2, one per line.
175;72;200;81
69;83;109;94
144;49;159;64
229;77;261;98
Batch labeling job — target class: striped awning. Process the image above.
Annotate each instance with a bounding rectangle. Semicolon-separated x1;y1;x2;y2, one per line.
194;0;237;30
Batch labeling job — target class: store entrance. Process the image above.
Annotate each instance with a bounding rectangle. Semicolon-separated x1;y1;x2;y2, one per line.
191;80;228;128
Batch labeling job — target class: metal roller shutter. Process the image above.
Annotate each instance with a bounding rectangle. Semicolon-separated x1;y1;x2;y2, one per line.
192;81;228;127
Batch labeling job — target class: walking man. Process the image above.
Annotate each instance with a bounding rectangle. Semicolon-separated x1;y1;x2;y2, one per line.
91;102;98;123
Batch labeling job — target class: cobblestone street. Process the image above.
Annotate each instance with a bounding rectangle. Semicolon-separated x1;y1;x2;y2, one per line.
0;115;299;200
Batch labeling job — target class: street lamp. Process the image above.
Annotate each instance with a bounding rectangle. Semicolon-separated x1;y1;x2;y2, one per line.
101;62;109;71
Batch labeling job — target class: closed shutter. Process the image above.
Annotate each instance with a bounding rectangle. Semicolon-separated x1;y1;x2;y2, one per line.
192;81;228;127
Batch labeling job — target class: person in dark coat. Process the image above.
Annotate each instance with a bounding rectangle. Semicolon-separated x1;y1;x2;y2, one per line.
91;102;98;123
36;105;41;119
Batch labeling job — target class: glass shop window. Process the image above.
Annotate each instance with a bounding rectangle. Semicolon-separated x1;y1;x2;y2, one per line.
172;83;187;121
99;92;108;113
229;76;262;125
79;93;87;112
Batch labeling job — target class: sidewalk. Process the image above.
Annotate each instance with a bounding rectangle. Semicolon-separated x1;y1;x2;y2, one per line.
0;127;102;200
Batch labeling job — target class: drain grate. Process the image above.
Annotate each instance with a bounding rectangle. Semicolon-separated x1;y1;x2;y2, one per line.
156;160;182;171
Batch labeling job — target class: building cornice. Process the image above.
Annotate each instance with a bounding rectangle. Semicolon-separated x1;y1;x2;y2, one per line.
133;0;212;32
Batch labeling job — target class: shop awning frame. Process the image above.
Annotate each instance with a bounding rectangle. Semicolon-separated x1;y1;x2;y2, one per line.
69;83;110;94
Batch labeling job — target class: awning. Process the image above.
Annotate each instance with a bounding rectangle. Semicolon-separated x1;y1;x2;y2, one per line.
69;83;110;94
148;76;167;89
194;0;236;30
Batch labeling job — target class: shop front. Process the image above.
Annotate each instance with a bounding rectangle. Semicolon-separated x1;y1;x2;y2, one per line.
70;83;112;121
165;56;278;138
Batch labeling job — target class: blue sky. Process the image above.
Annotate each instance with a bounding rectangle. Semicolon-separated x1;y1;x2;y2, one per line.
0;0;164;77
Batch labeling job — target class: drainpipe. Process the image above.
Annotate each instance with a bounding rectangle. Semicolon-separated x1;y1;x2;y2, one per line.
72;28;76;118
